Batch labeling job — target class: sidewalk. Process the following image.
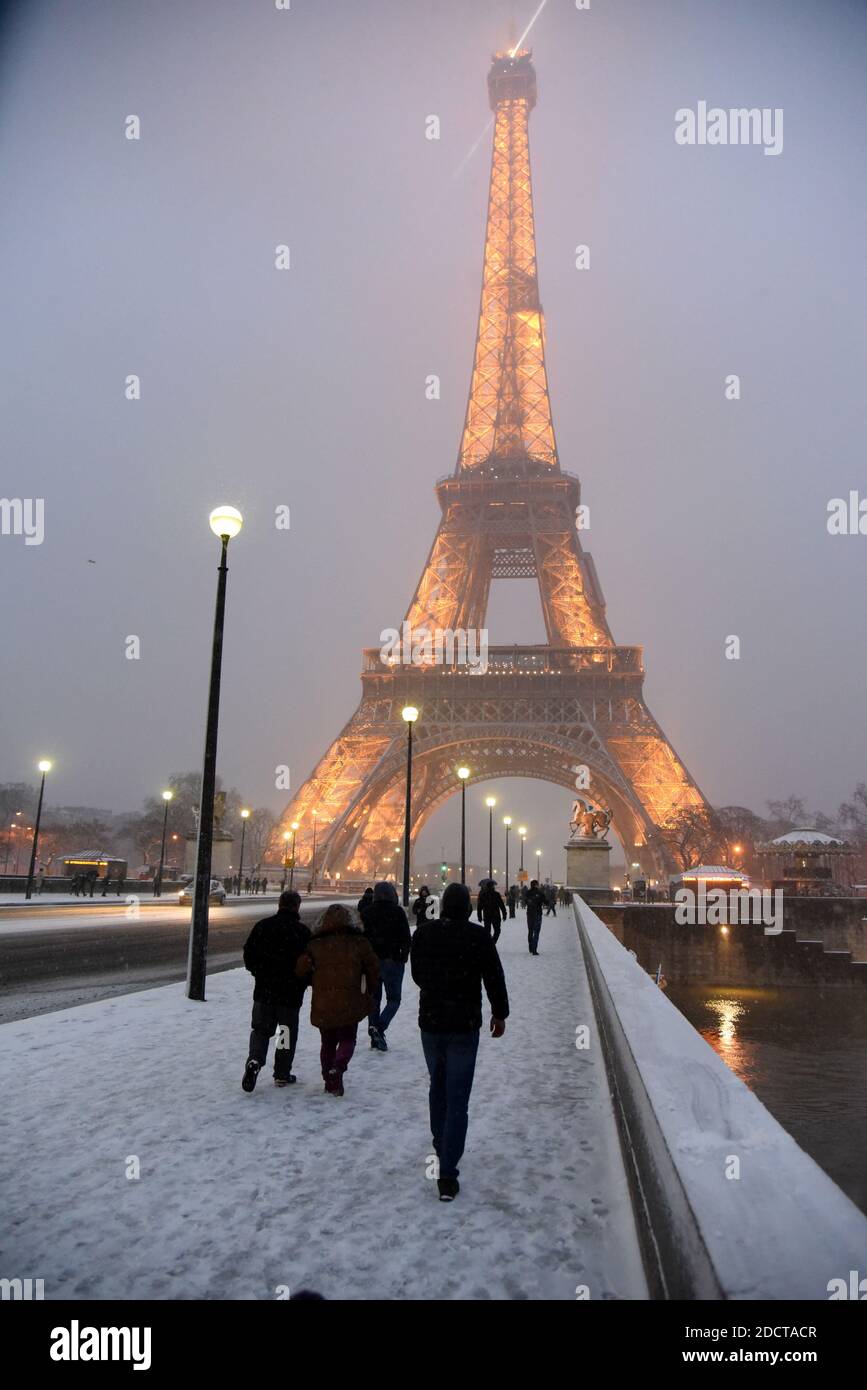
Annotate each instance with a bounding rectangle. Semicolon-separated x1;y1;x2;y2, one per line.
0;908;646;1300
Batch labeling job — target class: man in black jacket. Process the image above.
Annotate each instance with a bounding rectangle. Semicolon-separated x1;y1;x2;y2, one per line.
410;882;509;1202
525;879;545;955
241;890;311;1092
477;879;507;944
362;880;412;1052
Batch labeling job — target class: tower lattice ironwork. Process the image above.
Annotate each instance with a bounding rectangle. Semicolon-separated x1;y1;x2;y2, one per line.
279;50;709;882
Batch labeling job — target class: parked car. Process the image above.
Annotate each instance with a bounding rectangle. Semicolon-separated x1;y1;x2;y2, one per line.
178;878;226;906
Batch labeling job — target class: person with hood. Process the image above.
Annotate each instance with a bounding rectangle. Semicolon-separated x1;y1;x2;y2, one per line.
525;878;545;955
295;903;379;1095
411;884;432;929
357;886;374;922
410;882;509;1202
506;883;518;919
362;880;412;1051
241;890;312;1092
476;878;507;944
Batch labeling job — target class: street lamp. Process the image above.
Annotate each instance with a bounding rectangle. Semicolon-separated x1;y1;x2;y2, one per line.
282;831;291;890
457;766;470;884
25;759;52;900
237;808;250;893
289;820;299;890
518;826;527;874
535;848;542;882
187;504;243;1002
503;816;512;888
154;789;173;897
485;796;496;879
401;706;418;906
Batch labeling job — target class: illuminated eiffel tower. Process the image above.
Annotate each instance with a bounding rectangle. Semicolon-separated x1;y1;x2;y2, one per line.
280;50;708;881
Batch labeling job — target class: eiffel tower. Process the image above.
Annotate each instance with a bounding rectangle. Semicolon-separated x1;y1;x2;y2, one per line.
281;49;708;882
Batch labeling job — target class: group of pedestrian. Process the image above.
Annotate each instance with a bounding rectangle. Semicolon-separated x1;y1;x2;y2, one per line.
240;879;510;1201
224;874;269;895
71;869;99;896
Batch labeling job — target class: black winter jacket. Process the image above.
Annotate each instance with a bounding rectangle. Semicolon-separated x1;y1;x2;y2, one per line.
243;908;312;1007
477;885;507;926
410;915;510;1034
525;887;545;926
362;899;412;963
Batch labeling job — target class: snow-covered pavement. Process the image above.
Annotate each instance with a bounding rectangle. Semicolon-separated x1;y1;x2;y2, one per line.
0;907;647;1301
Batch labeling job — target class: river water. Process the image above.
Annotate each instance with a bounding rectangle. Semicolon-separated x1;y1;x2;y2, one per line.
667;984;867;1215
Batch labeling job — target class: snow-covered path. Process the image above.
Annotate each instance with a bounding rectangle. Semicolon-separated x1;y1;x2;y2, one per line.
0;907;647;1300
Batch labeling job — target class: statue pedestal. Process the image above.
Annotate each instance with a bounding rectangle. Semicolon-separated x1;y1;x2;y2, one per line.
565;839;612;898
185;833;235;879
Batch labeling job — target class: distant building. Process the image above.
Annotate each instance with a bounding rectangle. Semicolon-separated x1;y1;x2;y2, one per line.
668;864;748;900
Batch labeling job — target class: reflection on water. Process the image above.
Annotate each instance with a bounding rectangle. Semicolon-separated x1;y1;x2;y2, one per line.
668;984;867;1215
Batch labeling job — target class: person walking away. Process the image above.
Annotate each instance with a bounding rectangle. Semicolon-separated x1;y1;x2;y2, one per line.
410;882;509;1202
363;880;411;1051
476;879;507;944
241;890;312;1092
411;884;432;930
544;884;557;916
506;883;517;919
526;879;545;955
357;886;374;923
262;876;268;894
86;869;96;897
295;903;379;1095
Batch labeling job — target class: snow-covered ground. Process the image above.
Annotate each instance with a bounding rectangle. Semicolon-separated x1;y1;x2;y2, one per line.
0;907;647;1301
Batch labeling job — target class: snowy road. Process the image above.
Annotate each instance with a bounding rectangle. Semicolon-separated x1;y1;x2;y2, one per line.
0;898;334;1023
0;906;647;1301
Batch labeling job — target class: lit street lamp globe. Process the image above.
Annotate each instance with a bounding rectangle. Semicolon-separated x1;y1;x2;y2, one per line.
209;505;243;540
402;705;419;723
37;759;52;774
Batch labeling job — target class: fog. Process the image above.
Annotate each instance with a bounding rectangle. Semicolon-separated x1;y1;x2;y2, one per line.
1;0;865;873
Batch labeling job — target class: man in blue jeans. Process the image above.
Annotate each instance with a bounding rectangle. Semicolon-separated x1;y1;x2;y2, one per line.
360;880;412;1051
410;882;509;1201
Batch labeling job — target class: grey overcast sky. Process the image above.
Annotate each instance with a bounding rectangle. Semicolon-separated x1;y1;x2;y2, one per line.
1;0;865;872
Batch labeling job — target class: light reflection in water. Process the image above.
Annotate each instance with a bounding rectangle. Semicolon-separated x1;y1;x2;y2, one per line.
699;996;750;1076
668;984;867;1215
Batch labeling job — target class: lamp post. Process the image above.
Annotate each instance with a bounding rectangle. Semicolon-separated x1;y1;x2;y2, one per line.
535;848;542;882
457;766;470;884
187;504;243;1002
282;831;291;891
518;826;527;874
25;759;52;900
401;706;418;906
503;816;511;889
289;821;299;890
154;789;173;897
310;810;318;890
485;796;496;879
237;808;250;893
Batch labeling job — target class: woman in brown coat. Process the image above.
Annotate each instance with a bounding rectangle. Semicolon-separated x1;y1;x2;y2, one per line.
295;903;379;1095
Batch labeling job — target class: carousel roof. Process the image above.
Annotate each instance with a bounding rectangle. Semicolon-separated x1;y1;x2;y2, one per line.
670;864;745;881
769;829;843;847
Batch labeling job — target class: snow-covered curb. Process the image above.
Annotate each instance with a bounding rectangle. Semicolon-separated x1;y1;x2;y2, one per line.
574;895;867;1300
